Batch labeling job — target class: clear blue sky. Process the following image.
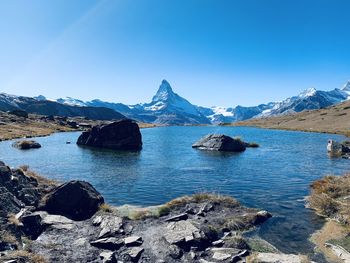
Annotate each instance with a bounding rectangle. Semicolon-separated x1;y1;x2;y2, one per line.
1;0;350;107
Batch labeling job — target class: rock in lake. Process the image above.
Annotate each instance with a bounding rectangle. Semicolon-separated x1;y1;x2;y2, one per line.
192;134;246;152
12;140;41;150
77;119;142;151
327;139;350;158
41;180;104;221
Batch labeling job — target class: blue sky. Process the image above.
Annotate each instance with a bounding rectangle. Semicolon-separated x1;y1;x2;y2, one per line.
1;0;350;107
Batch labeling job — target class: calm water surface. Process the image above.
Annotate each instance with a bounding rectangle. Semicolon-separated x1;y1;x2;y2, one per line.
0;126;349;258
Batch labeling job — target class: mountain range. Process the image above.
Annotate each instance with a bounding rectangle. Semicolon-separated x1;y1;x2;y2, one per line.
1;80;349;124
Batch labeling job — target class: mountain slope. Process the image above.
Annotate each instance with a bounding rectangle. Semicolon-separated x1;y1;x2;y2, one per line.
133;80;211;124
3;80;350;125
197;82;350;123
0;94;125;120
228;99;350;137
257;87;349;117
57;80;211;125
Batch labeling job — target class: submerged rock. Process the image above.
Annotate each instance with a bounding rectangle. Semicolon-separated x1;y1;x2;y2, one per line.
41;180;104;221
192;134;246;152
12;140;41;150
76;119;142;151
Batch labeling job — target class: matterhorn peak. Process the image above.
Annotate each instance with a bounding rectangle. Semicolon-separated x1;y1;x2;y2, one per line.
342;80;350;91
152;80;175;102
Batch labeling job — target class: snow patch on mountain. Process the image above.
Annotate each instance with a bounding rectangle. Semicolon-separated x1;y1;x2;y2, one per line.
56;97;87;107
299;87;317;98
342;81;350;97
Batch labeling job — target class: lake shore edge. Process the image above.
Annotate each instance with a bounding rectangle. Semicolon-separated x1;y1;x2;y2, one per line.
0;162;316;263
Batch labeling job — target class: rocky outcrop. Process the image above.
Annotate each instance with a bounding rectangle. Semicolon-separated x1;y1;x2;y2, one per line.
192;134;247;152
77;119;142;151
2;162;307;263
40;180;104;220
12;140;41;150
327;139;350;159
0;163;53;224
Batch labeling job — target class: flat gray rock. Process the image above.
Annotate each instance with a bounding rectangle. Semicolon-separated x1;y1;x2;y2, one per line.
192;134;246;152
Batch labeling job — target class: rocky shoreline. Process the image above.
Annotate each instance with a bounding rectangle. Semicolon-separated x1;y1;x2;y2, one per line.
0;162;315;263
0;111;156;142
308;174;350;262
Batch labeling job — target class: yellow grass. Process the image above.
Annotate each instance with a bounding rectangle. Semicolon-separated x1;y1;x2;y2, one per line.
19;165;58;187
165;192;240;209
5;250;47;263
227;100;350;137
0;231;18;244
99;203;114;213
7;213;22;226
310;221;346;263
309;174;350;223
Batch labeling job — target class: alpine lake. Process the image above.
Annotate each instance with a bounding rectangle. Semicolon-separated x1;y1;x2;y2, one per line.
1;126;349;260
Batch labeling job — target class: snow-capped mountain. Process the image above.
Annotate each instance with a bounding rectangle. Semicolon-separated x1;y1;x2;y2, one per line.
0;93;125;120
195;82;350;123
52;80;211;125
198;103;277;123
257;86;349;118
342;80;350;96
1;79;350;125
131;80;210;124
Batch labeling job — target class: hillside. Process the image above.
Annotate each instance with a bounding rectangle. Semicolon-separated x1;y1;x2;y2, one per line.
0;94;126;121
228;100;350;137
0;111;155;141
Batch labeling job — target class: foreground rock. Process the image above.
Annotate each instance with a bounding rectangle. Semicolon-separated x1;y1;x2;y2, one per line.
1;162;313;263
77;119;142;151
192;134;258;152
41;180;104;220
12;140;41;150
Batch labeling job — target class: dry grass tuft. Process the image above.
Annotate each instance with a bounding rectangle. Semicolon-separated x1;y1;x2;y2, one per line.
224;216;254;231
0;230;18;244
99;203;114;213
157;205;171;217
309;174;350;224
19;165;58;187
7;213;22;226
6;250;47;263
246;142;260;148
165;192;240;210
128;209;152;220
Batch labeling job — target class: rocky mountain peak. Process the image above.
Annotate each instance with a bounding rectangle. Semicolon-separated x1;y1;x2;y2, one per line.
299;87;317;98
342;80;350;92
152;80;175;102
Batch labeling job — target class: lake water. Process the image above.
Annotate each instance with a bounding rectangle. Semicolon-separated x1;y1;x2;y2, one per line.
0;126;349;259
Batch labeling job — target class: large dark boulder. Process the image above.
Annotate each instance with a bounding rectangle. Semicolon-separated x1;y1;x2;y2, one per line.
41;180;104;221
192;134;246;152
77;119;142;151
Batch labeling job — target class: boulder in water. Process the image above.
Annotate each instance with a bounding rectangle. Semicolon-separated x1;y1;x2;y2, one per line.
76;119;142;151
192;134;246;152
12;140;41;150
